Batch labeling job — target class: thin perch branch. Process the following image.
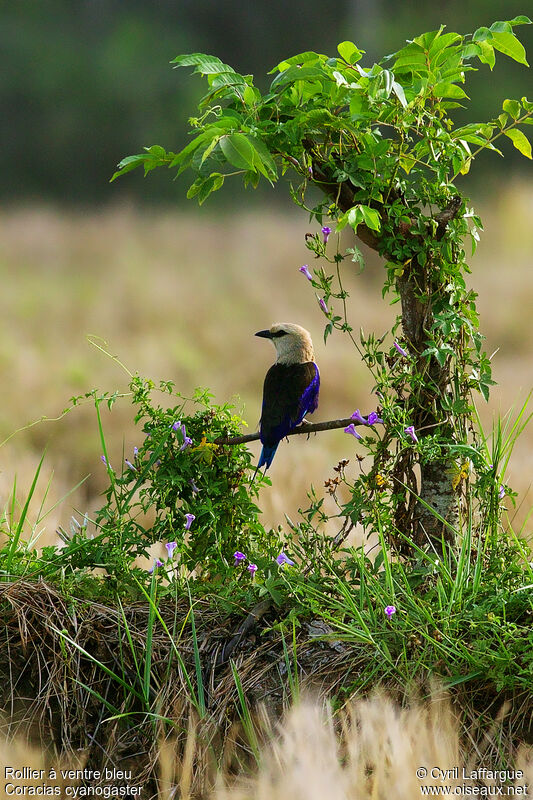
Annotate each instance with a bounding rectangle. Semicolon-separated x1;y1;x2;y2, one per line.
214;416;363;445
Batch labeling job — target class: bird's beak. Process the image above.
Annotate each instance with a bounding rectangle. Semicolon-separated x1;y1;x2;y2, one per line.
255;329;273;339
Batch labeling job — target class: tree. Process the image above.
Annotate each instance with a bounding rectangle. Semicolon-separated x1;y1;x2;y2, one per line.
113;18;532;550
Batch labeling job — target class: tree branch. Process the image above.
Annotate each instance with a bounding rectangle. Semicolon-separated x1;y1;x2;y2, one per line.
434;195;462;240
214;416;364;445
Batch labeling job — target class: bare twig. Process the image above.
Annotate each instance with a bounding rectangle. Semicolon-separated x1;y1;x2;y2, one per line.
214;416;364;446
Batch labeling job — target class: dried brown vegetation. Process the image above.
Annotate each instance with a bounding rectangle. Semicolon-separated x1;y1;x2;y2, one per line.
0;579;531;798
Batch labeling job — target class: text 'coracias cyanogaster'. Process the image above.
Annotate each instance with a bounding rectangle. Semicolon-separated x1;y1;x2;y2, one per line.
255;322;320;471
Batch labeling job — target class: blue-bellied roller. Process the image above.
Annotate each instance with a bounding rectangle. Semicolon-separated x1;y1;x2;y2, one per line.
255;323;320;470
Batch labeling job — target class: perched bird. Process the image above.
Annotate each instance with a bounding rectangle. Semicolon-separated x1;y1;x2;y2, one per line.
255;322;320;471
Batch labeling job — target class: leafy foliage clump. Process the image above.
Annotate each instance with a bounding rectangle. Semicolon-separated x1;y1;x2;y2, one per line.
96;377;275;575
0;378;285;597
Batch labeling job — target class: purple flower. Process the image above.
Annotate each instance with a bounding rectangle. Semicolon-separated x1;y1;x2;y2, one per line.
101;455;111;469
367;411;384;426
172;420;181;431
184;513;195;530
165;541;177;557
189;478;200;495
322;225;332;244
308;165;313;176
234;550;246;566
247;563;258;575
385;605;396;619
404;426;418;444
299;264;313;281
180;436;193;452
276;552;295;567
318;297;329;315
149;558;164;574
394;341;408;357
498;485;505;500
351;409;367;425
344;423;362;440
133;446;139;457
125;459;137;471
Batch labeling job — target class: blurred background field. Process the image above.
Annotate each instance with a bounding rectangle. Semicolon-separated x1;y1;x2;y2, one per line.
1;0;532;546
1;186;532;545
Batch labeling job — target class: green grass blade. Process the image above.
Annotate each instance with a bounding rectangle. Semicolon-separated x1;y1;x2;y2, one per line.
6;452;45;571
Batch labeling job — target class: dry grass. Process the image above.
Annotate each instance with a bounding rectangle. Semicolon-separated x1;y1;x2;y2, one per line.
1;691;531;799
215;694;533;800
0;579;530;798
0;185;532;546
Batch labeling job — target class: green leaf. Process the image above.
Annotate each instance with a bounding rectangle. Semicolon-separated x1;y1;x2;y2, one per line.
476;40;496;69
207;113;242;131
270;65;326;90
490;31;529;66
360;205;381;232
337;41;364;64
199;74;248;107
145;145;166;159
349;92;370;118
432;82;469;99
507;15;532;25
428;31;463;58
399;154;416;174
171;53;235;76
503;99;521;119
496;112;508;129
504;129;532;159
169;134;209;175
220;133;256;170
461;43;482;60
110;154;147;182
186;173;224;204
338;204;381;234
199;135;221;166
120;145;169;177
472;27;492;43
413;28;441;50
392;80;407;107
337;205;362;232
247;137;278;180
392;44;428;76
272;51;322;73
243;85;258;106
489;21;513;34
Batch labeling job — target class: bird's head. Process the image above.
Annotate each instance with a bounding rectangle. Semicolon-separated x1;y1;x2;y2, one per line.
255;322;315;365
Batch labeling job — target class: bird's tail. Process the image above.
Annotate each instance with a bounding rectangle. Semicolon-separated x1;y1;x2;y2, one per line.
258;443;278;470
250;442;279;484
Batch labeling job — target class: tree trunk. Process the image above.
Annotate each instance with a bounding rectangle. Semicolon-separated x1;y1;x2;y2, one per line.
310;158;462;549
396;260;458;547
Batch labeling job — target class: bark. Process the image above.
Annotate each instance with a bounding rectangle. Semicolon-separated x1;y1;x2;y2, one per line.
396;256;458;546
415;459;457;547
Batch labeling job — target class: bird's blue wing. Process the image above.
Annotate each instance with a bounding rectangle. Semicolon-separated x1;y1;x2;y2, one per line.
297;362;320;420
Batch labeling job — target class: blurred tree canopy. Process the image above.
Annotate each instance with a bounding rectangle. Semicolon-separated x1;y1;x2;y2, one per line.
2;0;531;205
